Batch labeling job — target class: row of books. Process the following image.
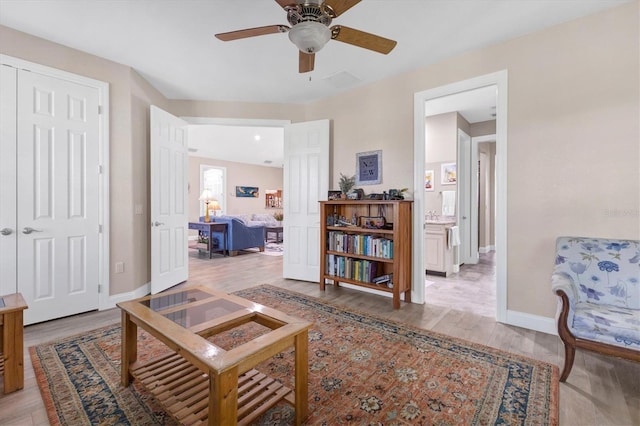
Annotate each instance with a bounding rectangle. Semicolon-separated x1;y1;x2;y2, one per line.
326;231;394;259
326;255;383;283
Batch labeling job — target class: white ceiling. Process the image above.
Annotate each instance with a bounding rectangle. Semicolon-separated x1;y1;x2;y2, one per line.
0;0;629;105
188;124;285;168
2;0;627;168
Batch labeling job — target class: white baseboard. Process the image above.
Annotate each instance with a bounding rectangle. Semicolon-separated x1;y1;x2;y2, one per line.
505;309;557;335
102;282;151;310
479;245;495;254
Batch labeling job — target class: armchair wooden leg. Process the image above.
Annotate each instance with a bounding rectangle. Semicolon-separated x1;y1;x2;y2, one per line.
560;342;575;382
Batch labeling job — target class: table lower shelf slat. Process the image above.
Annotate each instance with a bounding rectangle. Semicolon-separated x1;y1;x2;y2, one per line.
130;351;293;425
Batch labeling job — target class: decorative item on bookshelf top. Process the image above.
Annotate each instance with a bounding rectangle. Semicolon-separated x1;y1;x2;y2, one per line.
338;173;356;198
361;216;386;229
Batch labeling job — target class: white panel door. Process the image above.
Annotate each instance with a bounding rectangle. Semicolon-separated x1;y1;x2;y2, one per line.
457;129;478;265
150;105;188;294
0;65;18;296
283;119;329;282
16;69;101;324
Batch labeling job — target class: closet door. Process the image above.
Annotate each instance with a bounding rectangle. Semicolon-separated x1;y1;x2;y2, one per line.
0;66;101;324
0;65;18;296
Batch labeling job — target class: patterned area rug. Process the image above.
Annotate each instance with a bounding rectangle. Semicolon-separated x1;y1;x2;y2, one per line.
31;285;558;425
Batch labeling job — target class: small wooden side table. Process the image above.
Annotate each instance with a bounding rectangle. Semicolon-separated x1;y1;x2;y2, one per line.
0;293;28;394
265;226;284;243
188;221;228;258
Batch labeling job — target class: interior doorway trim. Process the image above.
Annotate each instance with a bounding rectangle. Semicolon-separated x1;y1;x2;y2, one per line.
413;70;508;323
0;54;111;311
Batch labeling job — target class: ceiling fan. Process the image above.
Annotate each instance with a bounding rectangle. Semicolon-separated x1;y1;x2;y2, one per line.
215;0;397;73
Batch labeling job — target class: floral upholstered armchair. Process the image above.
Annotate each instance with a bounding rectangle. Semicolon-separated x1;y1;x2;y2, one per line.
551;236;640;381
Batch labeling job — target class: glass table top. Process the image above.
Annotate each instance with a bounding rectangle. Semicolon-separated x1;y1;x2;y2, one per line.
139;289;246;328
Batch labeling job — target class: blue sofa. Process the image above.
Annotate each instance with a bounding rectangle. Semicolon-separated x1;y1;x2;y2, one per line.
200;216;264;256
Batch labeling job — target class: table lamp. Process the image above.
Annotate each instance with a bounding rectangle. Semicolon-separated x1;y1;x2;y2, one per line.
199;189;215;222
209;199;221;219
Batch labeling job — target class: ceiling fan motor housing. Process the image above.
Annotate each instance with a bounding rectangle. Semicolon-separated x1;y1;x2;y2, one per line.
287;3;333;27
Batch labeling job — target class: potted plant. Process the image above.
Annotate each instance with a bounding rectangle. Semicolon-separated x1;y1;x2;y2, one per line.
338;173;356;199
273;211;284;224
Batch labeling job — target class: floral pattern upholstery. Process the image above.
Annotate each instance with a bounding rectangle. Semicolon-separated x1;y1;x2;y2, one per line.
552;237;640;350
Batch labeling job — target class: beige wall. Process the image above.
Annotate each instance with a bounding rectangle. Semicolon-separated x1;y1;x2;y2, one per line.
3;2;638;321
188;156;283;223
425;112;458;163
304;2;639;318
470;120;497;137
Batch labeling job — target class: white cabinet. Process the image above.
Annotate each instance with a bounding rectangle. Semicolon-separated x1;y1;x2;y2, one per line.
425;223;454;276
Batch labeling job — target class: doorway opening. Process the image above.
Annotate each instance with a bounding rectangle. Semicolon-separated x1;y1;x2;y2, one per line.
413;70;508;323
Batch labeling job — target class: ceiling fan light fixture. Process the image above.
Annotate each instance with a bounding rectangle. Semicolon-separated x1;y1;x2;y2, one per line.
288;21;331;53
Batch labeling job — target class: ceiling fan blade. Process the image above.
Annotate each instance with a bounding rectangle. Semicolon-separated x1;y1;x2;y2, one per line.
330;25;397;54
275;0;297;9
323;0;361;17
215;25;289;42
299;51;315;73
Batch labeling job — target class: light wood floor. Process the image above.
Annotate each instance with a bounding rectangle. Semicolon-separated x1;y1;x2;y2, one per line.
1;250;638;425
426;251;497;318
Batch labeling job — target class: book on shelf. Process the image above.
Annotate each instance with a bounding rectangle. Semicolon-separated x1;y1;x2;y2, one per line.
326;231;394;259
326;254;381;283
372;273;393;284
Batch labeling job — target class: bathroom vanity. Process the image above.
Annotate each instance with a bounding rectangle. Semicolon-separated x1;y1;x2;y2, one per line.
424;219;456;276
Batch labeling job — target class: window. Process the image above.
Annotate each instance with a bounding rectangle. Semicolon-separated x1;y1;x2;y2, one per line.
200;165;226;216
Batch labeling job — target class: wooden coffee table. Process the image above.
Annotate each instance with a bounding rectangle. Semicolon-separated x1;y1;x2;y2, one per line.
118;286;311;425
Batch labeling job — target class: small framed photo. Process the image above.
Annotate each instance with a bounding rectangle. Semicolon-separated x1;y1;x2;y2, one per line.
425;170;434;191
441;163;457;185
356;150;382;185
327;190;342;200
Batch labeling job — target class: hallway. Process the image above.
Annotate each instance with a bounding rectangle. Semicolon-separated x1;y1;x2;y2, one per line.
425;251;496;318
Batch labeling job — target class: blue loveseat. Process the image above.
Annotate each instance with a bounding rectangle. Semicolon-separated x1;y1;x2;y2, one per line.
200;215;264;256
552;236;640;381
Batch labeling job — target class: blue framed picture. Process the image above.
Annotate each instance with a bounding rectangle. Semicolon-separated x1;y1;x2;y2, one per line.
356;150;382;185
236;186;259;197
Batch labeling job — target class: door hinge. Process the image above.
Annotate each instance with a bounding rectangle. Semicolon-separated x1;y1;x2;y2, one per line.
98;105;103;115
98;164;103;174
98;284;103;293
99;224;103;233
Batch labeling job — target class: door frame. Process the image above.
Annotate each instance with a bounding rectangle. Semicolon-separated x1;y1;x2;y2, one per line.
413;70;508;323
0;54;110;310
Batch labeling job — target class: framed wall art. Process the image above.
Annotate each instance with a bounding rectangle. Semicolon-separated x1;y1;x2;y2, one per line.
236;186;259;197
441;162;457;185
425;169;434;191
356;150;382;185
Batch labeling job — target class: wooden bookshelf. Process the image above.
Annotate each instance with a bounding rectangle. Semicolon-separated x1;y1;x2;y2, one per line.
319;200;413;309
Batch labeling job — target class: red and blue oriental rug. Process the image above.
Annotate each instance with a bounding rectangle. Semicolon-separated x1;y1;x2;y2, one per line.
31;284;558;425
